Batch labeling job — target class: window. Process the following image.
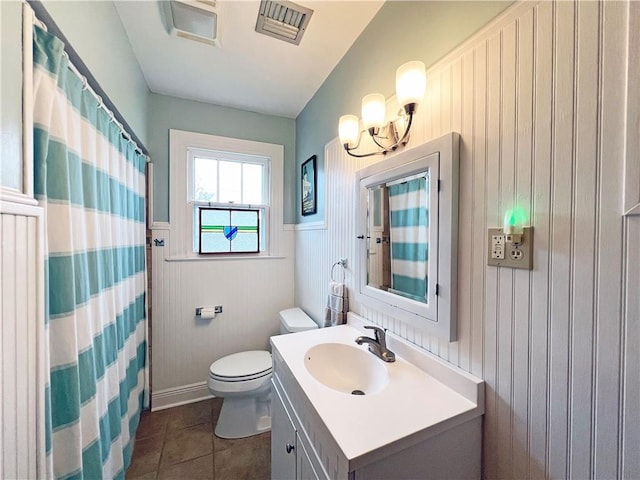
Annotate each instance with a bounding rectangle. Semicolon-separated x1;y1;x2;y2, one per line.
188;148;270;254
169;130;284;259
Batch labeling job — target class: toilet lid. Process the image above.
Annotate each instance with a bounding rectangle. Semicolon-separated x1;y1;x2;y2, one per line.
209;350;272;379
279;307;318;333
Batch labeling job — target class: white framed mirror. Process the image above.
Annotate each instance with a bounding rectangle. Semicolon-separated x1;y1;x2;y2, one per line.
355;132;459;341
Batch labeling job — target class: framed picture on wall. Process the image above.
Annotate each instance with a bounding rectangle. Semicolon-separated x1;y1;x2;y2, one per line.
301;155;317;216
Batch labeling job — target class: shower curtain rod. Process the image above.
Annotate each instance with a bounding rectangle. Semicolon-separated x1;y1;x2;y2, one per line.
26;0;150;158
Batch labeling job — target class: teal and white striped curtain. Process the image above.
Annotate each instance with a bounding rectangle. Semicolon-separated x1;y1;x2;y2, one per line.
388;176;429;302
33;25;147;479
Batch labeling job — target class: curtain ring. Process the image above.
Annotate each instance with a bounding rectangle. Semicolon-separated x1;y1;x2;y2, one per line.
331;262;345;283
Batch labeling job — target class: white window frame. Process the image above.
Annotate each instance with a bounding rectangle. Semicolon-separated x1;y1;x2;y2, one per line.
169;129;284;259
187;148;271;253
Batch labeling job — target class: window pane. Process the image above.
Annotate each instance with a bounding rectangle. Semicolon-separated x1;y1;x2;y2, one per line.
200;209;229;252
201;232;229;253
201;208;228;228
218;161;242;203
230;210;259;252
199;208;259;254
242;163;263;204
194;157;218;202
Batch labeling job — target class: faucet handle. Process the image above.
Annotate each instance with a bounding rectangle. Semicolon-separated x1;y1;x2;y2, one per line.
364;325;386;343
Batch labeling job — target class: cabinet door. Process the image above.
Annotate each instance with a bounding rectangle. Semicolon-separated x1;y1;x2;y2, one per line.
272;385;297;480
296;434;319;480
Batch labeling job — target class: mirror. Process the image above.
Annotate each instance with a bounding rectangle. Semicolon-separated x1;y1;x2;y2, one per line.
366;171;432;304
355;133;459;341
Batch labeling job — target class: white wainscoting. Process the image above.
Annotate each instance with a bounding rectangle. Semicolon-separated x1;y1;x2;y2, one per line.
0;201;45;479
295;1;639;478
150;224;295;410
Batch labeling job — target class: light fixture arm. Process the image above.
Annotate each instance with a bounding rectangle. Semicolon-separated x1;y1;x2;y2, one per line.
390;108;414;148
370;131;393;151
343;143;384;158
342;128;381;158
344;110;415;158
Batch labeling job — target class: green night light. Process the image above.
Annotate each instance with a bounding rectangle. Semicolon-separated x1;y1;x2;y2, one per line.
503;207;528;234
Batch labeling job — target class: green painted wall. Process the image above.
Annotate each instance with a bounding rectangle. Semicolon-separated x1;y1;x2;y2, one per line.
41;0;149;146
2;0;509;223
295;0;512;224
1;1;24;190
148;93;296;223
0;1;148;190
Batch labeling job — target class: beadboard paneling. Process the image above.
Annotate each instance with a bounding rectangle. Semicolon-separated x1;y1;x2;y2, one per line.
0;207;44;480
151;225;295;407
295;2;638;478
622;217;640;478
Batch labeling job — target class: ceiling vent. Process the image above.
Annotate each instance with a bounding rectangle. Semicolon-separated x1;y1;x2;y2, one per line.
255;0;313;46
163;0;221;47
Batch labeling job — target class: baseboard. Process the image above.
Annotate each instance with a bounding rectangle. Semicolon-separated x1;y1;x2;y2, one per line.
151;381;214;411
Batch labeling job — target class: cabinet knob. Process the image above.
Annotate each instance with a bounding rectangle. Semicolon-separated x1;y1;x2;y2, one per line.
286;443;295;454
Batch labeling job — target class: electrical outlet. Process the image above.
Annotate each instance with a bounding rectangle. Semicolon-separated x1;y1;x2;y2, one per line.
509;248;523;260
491;234;505;259
487;227;534;269
492;245;504;259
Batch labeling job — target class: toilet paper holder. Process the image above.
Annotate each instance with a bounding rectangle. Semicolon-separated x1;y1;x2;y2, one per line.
196;306;223;316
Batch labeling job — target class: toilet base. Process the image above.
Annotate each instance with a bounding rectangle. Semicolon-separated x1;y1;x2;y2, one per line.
214;389;272;439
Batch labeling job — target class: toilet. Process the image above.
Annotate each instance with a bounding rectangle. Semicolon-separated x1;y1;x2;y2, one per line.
207;307;317;439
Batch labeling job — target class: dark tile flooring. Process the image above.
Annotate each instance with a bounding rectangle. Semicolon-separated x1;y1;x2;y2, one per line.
126;398;271;480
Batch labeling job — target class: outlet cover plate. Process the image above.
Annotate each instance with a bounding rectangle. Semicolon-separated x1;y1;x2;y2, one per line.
487;227;533;269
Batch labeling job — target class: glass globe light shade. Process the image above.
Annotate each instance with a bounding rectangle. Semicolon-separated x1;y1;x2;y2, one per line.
338;114;360;148
361;93;386;131
396;61;426;112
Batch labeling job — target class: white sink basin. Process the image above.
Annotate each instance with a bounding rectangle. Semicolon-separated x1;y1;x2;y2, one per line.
303;342;389;395
271;318;485;469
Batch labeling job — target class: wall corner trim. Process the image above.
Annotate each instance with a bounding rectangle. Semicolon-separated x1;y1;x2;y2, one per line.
294;220;327;231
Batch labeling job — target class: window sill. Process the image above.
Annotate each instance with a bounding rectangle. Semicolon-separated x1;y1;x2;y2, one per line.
165;254;287;262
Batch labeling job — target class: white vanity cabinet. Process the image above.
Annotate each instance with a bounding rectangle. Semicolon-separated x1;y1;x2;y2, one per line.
271;379;319;480
270;316;485;480
271;350;341;479
271;384;297;479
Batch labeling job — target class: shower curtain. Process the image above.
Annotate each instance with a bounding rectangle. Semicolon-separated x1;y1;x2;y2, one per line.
388;176;429;302
33;25;147;479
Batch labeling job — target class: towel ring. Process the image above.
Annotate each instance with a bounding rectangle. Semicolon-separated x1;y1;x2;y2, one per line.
331;262;346;282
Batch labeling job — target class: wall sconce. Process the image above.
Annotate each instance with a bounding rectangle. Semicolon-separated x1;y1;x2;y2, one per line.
338;61;426;158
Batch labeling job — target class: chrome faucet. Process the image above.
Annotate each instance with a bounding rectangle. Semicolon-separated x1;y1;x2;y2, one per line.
355;326;396;363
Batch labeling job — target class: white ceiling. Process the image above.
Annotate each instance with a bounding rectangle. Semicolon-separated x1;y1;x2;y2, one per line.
115;1;384;119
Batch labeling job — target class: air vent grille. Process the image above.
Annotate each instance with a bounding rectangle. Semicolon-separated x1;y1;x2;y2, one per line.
255;0;313;46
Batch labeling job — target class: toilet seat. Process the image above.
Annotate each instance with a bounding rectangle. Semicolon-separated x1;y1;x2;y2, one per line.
206;308;317;439
209;350;272;382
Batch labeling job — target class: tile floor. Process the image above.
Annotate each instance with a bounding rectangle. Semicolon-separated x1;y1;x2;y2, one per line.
126;398;271;480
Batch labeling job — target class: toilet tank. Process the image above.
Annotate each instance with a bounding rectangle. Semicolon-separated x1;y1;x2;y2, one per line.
279;308;318;334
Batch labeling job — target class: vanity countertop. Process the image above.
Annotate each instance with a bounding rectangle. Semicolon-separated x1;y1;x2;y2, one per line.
270;313;484;468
